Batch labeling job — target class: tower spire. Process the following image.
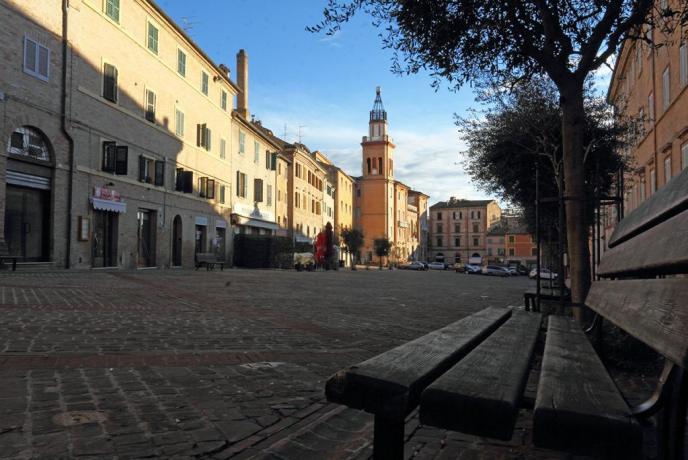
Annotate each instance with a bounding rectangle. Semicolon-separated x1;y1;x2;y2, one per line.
370;86;387;122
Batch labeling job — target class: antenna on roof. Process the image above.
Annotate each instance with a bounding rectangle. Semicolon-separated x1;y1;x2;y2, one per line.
180;17;197;34
298;125;307;144
283;123;288;140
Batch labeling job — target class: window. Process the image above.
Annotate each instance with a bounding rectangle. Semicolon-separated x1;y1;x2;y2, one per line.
267;184;272;206
104;0;120;22
640;177;646;202
436;223;443;233
663;67;670;111
196;124;211;151
147;22;159;54
8;127;50;161
454;223;460;233
254;178;263;202
177;49;186;77
236;171;247;198
221;90;227;111
175;108;184;137
437;212;442;220
436;237;442;247
664;156;672;184
254;141;260;163
138;155;154;183
220;138;226;160
102;142;128;175
23;37;49;81
648;93;654;125
473;237;479;246
295;192;300;208
154;160;164;186
239;131;246;154
487;248;493;256
650;168;656;193
509;248;515;256
145;89;156;123
509;235;515;243
472;223;479;233
220;185;226;204
682;144;688;170
681;42;688;88
198;177;215;199
175;169;193;193
265;151;272;170
454;237;460;247
531;247;537;257
103;63;118;102
497;248;505;256
201;71;209;95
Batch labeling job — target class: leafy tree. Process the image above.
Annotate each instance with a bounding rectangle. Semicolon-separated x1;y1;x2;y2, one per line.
373;237;392;269
310;0;687;317
341;228;364;270
460;78;627;236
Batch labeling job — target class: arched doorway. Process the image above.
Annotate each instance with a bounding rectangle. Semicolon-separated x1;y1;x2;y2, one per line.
172;215;182;267
5;127;52;261
435;252;444;262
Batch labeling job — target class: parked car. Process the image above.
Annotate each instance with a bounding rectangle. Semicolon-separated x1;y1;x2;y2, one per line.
453;263;465;273
464;264;482;274
400;261;427;271
529;268;558;280
482;265;511;277
428;261;446;270
506;267;519;276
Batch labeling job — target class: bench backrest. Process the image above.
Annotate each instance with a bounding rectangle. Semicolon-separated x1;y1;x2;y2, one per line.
588;166;688;368
196;253;217;262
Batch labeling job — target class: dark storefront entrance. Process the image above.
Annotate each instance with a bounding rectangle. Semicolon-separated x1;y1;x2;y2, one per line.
5;185;50;261
137;209;156;267
92;211;118;268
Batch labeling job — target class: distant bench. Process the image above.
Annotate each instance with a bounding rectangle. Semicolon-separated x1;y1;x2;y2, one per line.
194;253;224;271
523;286;570;311
325;166;688;459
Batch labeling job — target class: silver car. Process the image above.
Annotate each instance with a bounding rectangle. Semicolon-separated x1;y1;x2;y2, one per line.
482;265;511;277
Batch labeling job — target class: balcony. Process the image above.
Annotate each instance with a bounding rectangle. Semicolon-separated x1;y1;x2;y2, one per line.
407;203;418;212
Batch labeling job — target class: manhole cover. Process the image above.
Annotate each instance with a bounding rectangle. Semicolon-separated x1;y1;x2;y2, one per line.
52;411;107;427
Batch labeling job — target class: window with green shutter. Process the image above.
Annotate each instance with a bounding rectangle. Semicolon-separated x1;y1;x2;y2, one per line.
105;0;120;22
177;49;186;77
147;22;159;54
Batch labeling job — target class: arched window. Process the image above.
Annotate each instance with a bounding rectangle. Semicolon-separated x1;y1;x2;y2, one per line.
366;158;371;174
8;127;50;162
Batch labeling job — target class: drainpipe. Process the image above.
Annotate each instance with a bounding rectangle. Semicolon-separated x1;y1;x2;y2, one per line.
61;0;75;268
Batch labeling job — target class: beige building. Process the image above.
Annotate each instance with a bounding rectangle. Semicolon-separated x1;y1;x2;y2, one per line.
428;198;501;264
1;0;244;269
407;190;429;262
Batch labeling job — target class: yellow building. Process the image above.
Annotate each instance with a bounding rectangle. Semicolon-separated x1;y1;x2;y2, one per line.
354;88;428;263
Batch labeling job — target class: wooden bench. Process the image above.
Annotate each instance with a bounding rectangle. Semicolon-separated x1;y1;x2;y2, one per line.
0;241;17;271
326;167;688;459
194;253;224;271
523;286;570;311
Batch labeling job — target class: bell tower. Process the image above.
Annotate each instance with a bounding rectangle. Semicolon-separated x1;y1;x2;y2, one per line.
361;87;394;179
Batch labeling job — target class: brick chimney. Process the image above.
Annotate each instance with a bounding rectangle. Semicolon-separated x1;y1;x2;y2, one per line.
236;49;249;119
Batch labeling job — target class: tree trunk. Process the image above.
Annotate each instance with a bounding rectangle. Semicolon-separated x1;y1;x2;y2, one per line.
560;84;591;322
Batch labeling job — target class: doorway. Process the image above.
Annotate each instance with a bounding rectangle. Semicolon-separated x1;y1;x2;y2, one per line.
4;185;50;261
92;211;118;267
214;226;226;261
137;209;156;267
172;215;182;267
195;224;207;255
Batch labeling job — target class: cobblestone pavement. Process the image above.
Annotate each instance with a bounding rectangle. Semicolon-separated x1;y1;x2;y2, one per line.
0;269;624;459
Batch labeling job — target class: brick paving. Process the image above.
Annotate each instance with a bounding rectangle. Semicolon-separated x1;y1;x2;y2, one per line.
0;268;624;459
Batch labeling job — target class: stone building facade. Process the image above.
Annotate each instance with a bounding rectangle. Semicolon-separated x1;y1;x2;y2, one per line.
428;198;502;264
485;215;536;267
605;0;688;256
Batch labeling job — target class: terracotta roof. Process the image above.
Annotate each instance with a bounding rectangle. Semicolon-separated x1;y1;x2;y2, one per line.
430;199;495;209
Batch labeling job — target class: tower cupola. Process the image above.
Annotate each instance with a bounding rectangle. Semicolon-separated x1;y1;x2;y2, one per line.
368;87;388;140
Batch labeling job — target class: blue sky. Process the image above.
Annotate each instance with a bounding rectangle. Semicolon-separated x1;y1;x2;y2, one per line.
158;0;483;204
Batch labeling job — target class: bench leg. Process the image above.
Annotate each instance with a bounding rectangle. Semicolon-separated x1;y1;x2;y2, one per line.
373;415;404;460
658;365;688;460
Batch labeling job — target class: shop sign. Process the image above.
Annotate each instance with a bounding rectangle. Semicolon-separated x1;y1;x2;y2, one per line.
93;186;121;202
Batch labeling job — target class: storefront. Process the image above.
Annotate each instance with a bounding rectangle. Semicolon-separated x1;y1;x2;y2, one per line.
90;186;126;268
231;203;278;235
4;127;53;262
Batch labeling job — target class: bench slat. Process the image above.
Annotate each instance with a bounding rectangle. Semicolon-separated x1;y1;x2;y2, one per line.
608;166;688;248
419;311;541;440
598;209;688;277
587;279;688;367
325;307;511;420
534;316;642;457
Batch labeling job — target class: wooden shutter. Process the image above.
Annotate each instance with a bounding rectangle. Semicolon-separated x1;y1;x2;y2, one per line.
199;177;208;197
115;146;128;175
154;161;165;186
102;141;116;172
254;179;263;202
207;179;215;199
138;155;146;182
220;185;225;204
175;168;183;191
205;127;211;151
182;171;193;193
271;152;277;171
196;124;202;147
103;64;118;102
